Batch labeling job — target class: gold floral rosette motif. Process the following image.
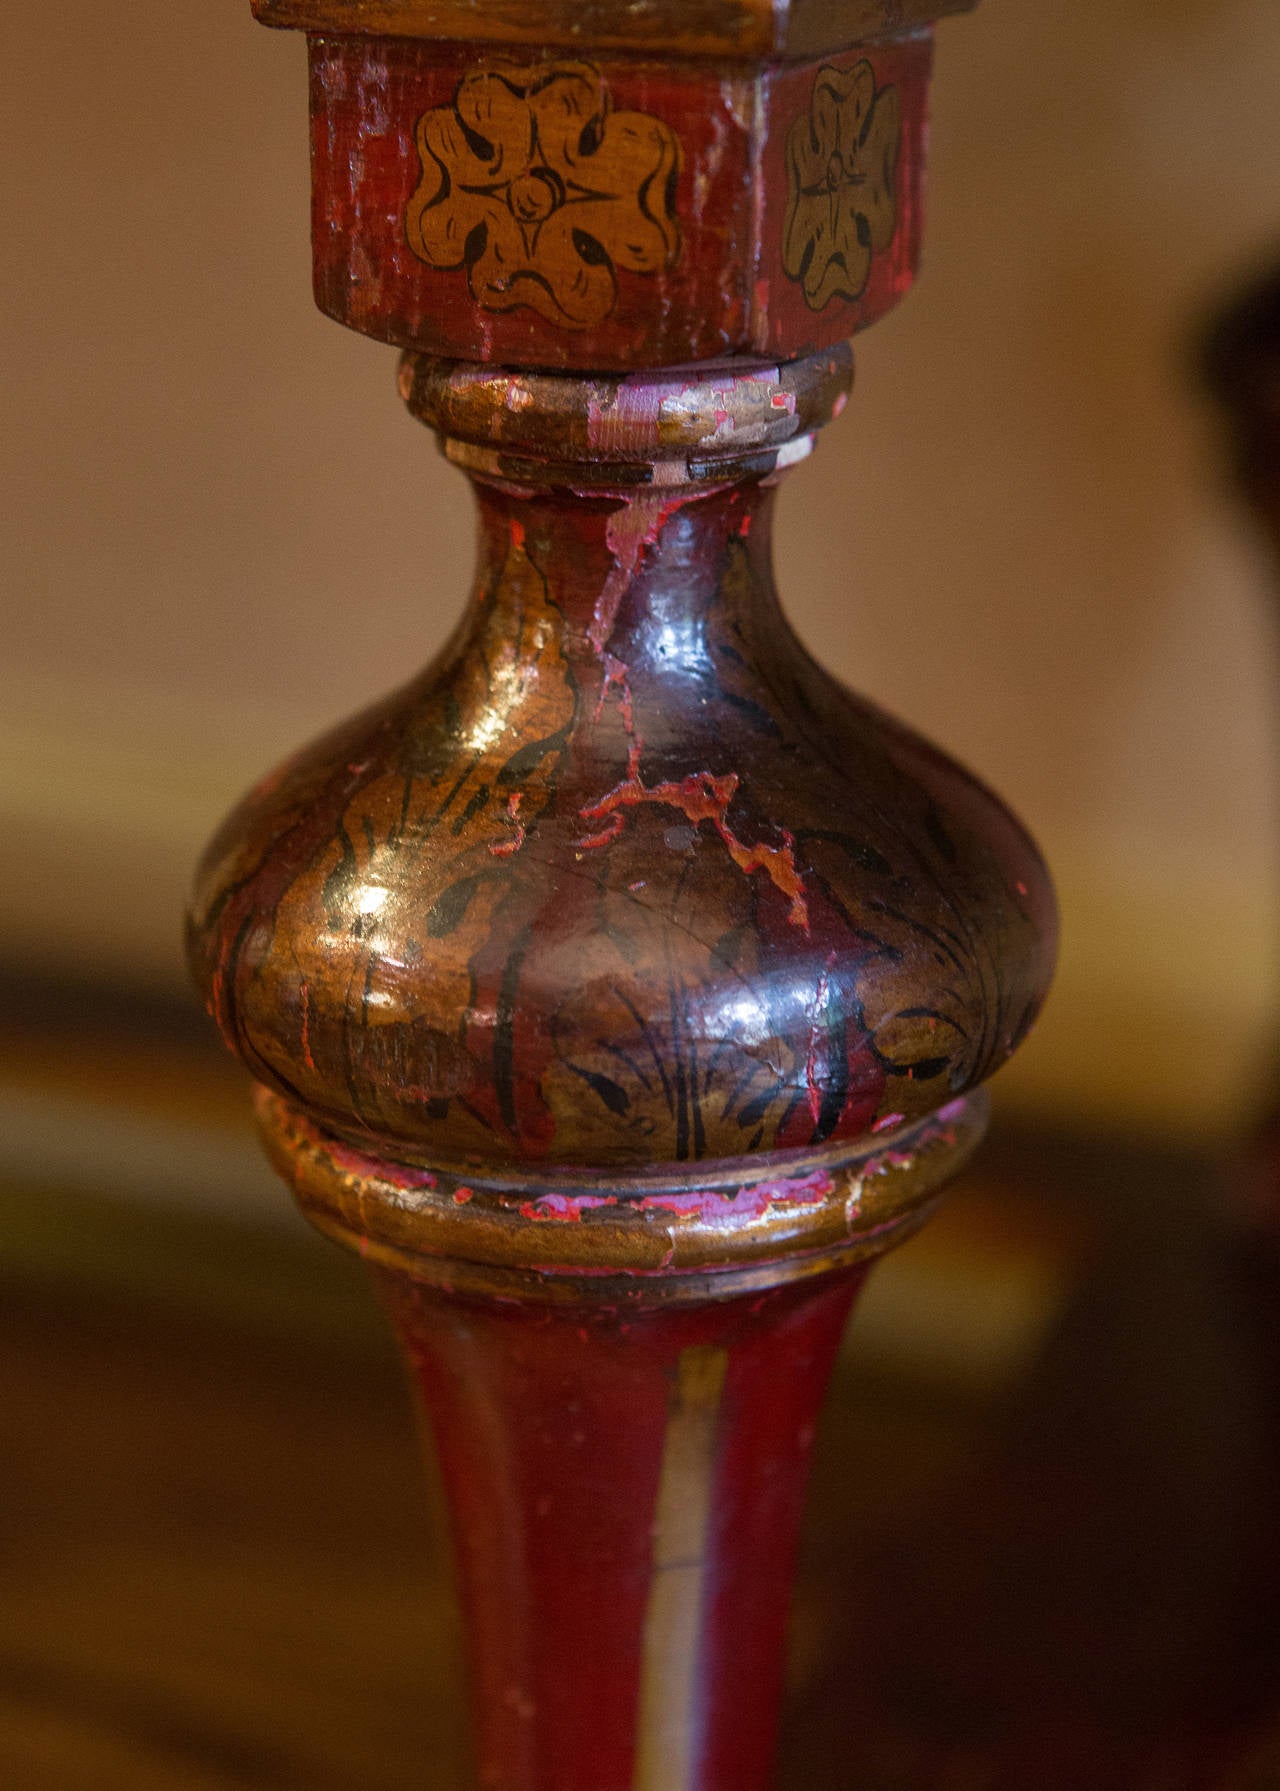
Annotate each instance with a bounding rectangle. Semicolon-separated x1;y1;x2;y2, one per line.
782;61;901;311
405;61;682;330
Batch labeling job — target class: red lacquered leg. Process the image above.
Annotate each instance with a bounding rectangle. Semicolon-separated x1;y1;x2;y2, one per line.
384;1271;861;1791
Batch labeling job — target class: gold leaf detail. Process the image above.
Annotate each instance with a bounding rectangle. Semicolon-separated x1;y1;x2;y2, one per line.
406;60;682;330
782;61;900;312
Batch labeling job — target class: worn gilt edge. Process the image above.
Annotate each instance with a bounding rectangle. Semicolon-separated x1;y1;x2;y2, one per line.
400;349;852;461
401;348;851;489
252;0;971;61
256;1085;987;1303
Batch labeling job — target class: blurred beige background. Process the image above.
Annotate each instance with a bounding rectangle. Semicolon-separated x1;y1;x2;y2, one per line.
4;0;1280;1147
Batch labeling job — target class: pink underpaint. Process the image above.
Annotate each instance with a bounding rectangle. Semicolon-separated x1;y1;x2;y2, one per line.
584;493;697;799
871;1112;907;1135
588;492;697;660
636;1169;834;1224
574;811;625;850
489;791;527;857
519;1193;621;1223
805;952;837;1125
321;1133;439;1192
576;743;810;928
593;652;635;732
579;487;812;921
1016;879;1028;897
452;1187;474;1205
869;1148;921;1173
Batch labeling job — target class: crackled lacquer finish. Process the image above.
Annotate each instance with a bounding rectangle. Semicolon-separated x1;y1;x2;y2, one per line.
188;356;1054;1179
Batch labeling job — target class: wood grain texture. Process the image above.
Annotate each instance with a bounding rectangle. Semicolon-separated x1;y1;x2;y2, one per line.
252;0;975;61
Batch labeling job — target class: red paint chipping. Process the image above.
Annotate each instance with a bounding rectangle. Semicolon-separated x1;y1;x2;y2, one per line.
636;1169;835;1224
871;1112;907;1135
452;1187;475;1205
593;652;635;734
510;518;526;551
585;493;698;766
589;492;697;660
519;1193;621;1223
577;744;810;927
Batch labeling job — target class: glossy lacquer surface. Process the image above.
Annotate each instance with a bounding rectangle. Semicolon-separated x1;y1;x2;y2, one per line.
381;1264;865;1791
188;356;1054;1181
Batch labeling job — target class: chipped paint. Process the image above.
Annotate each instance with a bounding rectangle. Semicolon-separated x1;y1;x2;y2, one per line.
577;743;810;928
519;1193;621;1223
589;492;696;660
636;1170;834;1224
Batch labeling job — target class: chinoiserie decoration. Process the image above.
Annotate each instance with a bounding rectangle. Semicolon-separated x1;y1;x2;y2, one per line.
407;62;682;328
783;62;901;310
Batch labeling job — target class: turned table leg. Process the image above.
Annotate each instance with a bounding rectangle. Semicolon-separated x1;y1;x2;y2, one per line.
188;3;1056;1783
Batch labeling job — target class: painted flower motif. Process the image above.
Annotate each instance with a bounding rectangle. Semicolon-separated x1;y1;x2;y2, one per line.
406;60;682;331
782;61;901;312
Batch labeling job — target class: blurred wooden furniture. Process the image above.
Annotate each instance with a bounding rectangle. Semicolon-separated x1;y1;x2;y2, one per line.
186;3;1055;1785
1204;263;1280;563
1203;266;1280;1229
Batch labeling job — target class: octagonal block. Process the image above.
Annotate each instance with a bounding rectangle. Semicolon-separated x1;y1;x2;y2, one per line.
305;32;934;370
